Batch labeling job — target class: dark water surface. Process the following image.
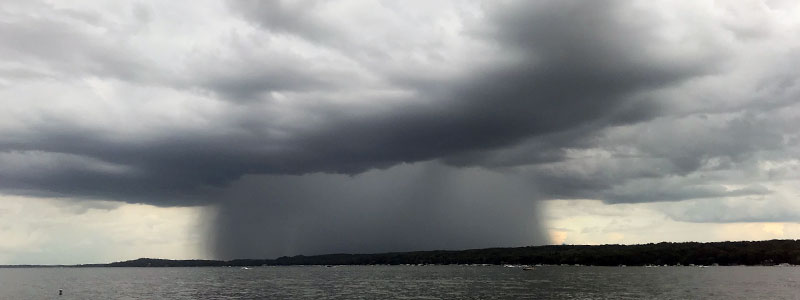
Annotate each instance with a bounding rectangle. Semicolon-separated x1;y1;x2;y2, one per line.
1;265;799;299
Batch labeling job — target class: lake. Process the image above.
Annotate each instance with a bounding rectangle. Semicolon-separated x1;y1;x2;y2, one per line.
1;265;798;299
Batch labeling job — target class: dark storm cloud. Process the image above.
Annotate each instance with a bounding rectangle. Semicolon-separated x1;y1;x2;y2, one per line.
0;0;720;206
219;0;717;174
515;110;796;204
2;0;800;257
210;162;547;259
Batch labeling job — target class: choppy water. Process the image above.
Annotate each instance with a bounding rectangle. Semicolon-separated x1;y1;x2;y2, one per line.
1;265;799;299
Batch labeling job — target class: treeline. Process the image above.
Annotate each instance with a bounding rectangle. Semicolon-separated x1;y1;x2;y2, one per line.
89;240;800;267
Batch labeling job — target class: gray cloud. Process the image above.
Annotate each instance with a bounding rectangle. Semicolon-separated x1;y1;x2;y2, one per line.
227;0;332;42
211;162;547;259
0;7;152;82
0;0;720;205
661;192;800;223
1;0;799;258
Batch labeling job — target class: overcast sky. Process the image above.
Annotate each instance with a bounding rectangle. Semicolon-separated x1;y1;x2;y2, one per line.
1;0;800;264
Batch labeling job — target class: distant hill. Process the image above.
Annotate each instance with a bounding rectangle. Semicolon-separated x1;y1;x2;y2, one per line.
5;240;800;268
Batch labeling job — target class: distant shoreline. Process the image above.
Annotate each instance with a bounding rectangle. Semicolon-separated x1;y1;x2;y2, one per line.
4;239;800;268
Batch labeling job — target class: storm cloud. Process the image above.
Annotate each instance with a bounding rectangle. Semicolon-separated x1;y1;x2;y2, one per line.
210;162;546;259
1;0;799;258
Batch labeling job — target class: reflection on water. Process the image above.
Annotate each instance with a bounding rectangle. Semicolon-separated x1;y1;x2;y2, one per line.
1;265;798;299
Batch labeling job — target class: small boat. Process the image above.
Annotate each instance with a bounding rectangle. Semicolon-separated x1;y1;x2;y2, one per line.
241;267;251;270
522;266;535;271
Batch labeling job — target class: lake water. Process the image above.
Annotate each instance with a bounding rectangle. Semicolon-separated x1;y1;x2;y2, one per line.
1;265;799;299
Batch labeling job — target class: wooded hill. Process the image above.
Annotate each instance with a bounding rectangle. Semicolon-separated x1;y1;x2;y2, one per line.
87;239;800;267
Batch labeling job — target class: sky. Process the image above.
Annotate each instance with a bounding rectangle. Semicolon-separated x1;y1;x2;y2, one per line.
1;0;799;264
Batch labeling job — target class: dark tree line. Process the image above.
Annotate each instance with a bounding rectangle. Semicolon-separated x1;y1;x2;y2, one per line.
69;240;800;267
